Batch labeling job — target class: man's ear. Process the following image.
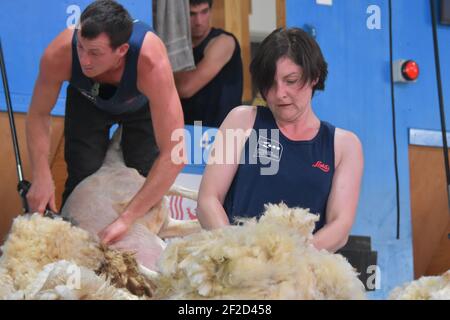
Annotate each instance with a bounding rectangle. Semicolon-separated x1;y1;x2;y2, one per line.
116;43;130;58
312;78;319;86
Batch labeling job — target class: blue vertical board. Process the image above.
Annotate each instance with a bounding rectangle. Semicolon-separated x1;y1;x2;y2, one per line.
0;0;152;115
437;2;450;123
390;0;450;296
286;0;412;298
392;1;449;132
389;0;440;288
387;0;450;298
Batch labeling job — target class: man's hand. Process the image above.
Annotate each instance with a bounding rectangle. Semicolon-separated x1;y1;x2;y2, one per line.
99;215;133;245
26;173;57;214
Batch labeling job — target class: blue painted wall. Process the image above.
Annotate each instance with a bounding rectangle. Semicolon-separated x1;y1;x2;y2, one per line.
0;0;153;115
286;0;450;298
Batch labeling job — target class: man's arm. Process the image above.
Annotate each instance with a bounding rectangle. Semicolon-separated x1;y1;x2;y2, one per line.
26;29;72;213
174;34;236;99
197;106;256;230
99;32;186;244
312;129;364;252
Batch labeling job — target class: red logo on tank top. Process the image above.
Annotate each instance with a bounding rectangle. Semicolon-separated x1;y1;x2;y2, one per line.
312;161;330;173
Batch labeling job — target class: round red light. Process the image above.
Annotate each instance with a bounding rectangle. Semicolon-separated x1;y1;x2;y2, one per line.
402;60;419;81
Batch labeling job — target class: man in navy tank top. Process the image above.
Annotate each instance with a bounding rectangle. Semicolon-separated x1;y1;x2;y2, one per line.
197;28;364;253
174;0;243;128
25;0;185;245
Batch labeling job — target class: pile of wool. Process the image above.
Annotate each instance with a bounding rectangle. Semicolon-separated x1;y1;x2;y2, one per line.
6;260;138;300
388;270;450;300
0;214;154;300
154;203;366;300
97;245;156;297
0;213;103;290
0;267;15;298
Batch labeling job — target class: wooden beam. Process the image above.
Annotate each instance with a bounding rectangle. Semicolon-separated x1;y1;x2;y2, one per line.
276;0;287;29
211;0;225;30
211;0;252;103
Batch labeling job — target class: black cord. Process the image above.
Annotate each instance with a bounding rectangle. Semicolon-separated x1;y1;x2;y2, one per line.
0;38;31;213
430;0;450;213
0;38;25;182
388;0;402;239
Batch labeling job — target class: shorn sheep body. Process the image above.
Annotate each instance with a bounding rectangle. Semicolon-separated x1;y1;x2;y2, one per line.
61;127;200;271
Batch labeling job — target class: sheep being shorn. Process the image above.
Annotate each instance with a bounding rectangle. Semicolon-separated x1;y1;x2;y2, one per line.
155;203;367;300
61;127;201;271
0;126;200;299
389;270;450;300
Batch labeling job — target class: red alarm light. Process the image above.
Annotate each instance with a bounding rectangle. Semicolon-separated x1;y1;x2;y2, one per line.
402;60;419;81
393;59;420;83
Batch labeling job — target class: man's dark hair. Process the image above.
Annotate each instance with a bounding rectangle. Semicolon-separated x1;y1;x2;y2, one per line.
80;0;133;49
189;0;213;8
250;28;328;98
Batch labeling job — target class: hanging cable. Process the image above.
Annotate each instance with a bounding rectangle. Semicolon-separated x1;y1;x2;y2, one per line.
388;0;402;239
429;0;450;239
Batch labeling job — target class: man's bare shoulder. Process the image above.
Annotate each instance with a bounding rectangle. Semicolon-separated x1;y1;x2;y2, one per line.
138;32;167;69
206;33;236;53
136;32;172;94
41;28;74;81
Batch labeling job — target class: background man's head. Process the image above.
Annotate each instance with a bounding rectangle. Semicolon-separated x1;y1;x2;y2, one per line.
189;0;213;40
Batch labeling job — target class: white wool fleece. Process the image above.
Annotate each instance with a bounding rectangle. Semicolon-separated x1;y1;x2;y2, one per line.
0;214;103;291
155;203;366;300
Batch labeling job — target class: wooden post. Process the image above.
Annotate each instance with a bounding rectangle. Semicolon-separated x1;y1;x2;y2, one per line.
276;0;287;29
211;0;225;29
211;0;252;103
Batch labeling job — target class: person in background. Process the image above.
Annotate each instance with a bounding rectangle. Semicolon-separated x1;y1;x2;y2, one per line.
174;0;243;128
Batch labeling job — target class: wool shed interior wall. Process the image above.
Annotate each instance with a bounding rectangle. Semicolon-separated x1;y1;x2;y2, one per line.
0;112;64;245
409;145;450;278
